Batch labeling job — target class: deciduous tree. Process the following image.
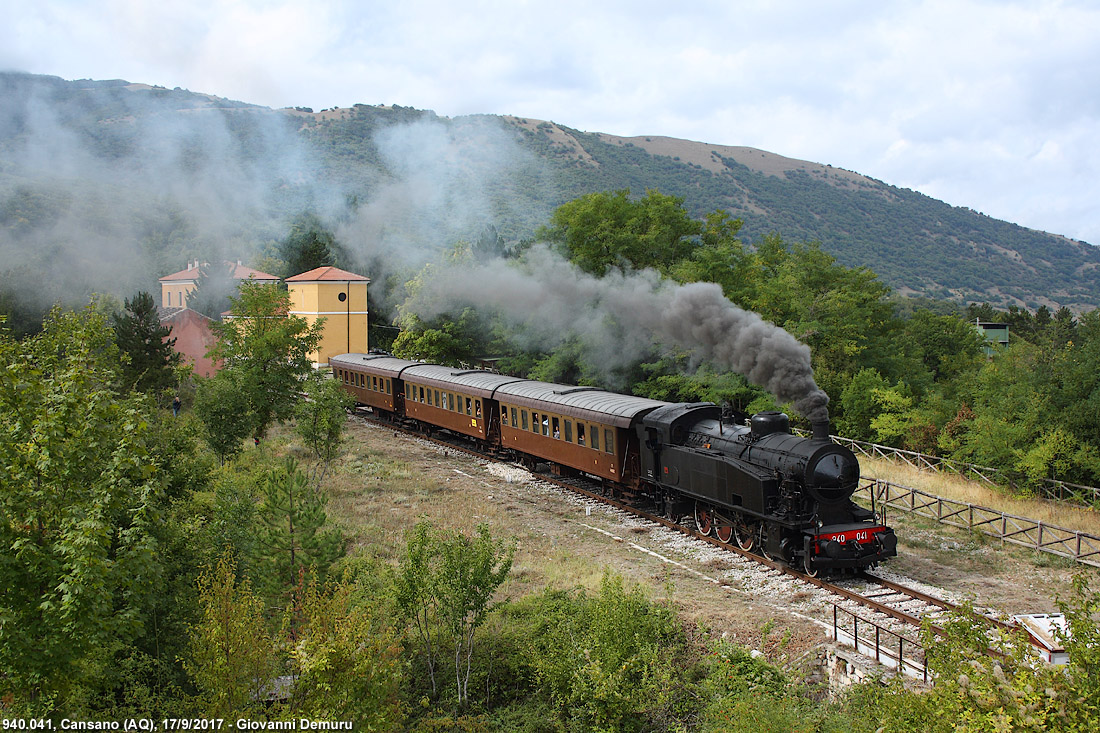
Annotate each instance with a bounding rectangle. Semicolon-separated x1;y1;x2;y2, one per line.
0;307;165;708
207;281;324;440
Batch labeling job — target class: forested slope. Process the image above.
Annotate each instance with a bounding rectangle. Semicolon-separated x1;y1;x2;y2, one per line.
3;72;1098;317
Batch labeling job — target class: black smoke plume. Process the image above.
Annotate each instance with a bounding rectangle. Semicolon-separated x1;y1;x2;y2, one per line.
406;245;830;422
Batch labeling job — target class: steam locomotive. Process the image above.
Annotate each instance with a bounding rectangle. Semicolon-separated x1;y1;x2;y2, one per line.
330;353;897;575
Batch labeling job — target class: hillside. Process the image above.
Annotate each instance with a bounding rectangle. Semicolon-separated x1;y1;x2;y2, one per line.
2;72;1099;313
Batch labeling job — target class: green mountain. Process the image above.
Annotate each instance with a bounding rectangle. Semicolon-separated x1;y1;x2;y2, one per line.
3;72;1098;314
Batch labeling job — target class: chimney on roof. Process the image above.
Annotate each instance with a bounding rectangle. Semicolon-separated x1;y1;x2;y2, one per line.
238;259;242;266
187;261;192;271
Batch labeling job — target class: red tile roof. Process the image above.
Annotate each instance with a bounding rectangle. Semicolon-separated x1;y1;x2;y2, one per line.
285;266;369;282
159;260;280;282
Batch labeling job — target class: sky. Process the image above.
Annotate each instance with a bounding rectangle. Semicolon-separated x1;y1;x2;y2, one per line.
4;0;1099;245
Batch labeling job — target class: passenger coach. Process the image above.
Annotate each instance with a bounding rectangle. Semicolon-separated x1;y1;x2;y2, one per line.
495;381;665;485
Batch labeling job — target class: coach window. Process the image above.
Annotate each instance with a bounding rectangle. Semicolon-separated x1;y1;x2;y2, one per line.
386;379;391;395
501;406;509;426
541;415;549;436
564;420;573;442
475;400;482;419
577;423;586;447
604;429;614;454
552;417;560;439
441;393;449;411
433;389;439;407
464;397;472;416
511;407;518;427
591;426;599;451
531;412;538;432
521;410;529;430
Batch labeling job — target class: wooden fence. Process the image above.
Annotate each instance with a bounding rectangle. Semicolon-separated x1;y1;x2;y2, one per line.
830;603;928;682
855;478;1100;569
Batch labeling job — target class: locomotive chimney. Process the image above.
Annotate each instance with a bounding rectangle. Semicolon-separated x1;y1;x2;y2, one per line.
811;420;830;442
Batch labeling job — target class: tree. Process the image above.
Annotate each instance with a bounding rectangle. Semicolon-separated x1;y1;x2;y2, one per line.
396;522;515;704
188;262;239;320
538;189;701;276
252;458;344;600
208;281;324;440
192;370;255;464
183;554;276;718
294;373;354;488
280;212;341;277
288;574;403;726
113;290;182;398
0;306;165;708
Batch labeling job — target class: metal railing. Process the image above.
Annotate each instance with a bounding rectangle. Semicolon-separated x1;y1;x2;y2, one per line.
791;426;1100;505
831;434;1100;506
830;603;928;682
855;478;1100;569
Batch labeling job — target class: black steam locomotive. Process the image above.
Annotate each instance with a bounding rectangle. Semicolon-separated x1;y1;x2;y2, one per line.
331;353;897;575
639;403;896;575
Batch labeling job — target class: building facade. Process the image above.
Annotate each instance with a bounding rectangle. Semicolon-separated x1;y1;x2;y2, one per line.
285;266;370;366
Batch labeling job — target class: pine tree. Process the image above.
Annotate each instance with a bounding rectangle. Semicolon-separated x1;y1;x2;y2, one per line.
112;291;181;397
253;458;344;599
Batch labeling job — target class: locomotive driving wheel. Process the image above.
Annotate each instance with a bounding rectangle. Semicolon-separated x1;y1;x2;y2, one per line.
733;517;756;551
714;515;733;544
694;503;714;537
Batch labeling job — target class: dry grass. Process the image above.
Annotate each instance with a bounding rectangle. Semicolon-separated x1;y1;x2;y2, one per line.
862;455;1100;537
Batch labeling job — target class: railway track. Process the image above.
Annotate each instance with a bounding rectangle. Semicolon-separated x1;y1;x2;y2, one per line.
353;409;1015;664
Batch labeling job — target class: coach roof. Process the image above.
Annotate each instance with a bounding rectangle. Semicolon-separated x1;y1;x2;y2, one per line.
328;354;419;376
401;364;526;398
493;380;667;428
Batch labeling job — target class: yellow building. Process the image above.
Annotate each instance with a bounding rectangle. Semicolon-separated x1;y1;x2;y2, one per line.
285;266;370;366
